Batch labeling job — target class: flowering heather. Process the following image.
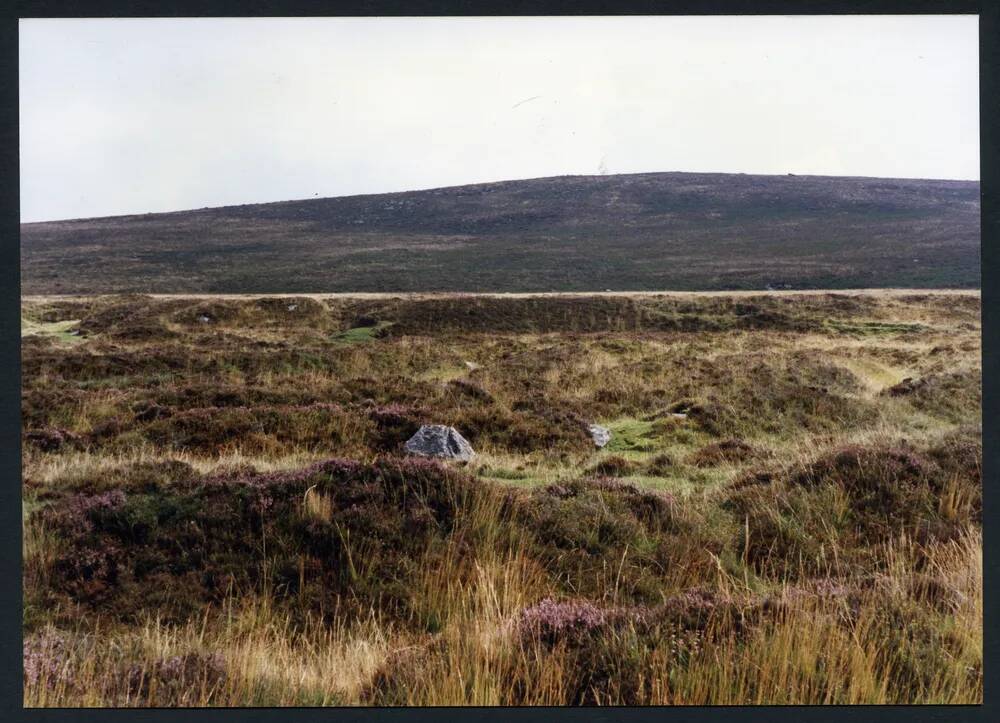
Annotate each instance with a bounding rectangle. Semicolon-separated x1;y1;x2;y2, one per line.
148;402;347;419
789;445;935;492
46;489;127;536
125;652;227;703
808;577;854;599
368;403;427;426
516;598;608;643
201;458;364;488
23;630;73;690
202;456;456;492
76;489;127;512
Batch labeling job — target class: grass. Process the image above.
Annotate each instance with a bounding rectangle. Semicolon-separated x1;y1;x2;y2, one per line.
825;320;928;336
604;418;660;454
330;321;394;346
21;317;82;343
21;291;982;706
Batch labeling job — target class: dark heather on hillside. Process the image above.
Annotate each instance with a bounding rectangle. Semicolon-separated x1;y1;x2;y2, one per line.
20;172;980;294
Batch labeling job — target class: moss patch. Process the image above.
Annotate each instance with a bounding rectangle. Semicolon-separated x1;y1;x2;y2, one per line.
331;321;394;345
604;418;660;453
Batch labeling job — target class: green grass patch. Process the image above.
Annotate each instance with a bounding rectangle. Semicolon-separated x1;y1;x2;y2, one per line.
330;321;394;345
21;317;83;343
605;418;660;453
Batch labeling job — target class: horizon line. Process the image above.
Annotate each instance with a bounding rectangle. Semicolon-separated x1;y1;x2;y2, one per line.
20;168;982;225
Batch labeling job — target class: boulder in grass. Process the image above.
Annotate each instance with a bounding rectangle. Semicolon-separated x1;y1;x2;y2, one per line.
404;425;475;461
588;424;612;448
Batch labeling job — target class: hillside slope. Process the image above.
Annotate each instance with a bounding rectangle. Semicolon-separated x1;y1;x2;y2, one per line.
20;172;980;294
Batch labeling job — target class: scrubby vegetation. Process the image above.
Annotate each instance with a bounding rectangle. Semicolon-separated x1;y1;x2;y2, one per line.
22;291;982;706
21;172;980;294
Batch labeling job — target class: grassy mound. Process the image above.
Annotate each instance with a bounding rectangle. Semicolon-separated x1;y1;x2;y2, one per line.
726;442;981;579
34;458;500;624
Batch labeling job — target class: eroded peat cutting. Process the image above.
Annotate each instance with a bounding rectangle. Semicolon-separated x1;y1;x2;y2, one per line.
22;292;982;705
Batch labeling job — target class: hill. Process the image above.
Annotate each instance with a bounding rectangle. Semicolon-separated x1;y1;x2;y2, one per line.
20;171;980;294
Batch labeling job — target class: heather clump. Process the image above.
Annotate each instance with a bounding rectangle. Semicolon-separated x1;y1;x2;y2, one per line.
507;590;771;706
727;442;980;579
586;455;640;477
904;370;982;423
35;457;502;623
452;405;592;456
515;598;609;644
522;477;692;603
925;425;982;489
25;427;83;453
123;652;228;706
136;403;369;456
365;402;426;451
23;630;75;691
787;444;969;543
44;489;127;537
445;379;494;403
643;452;674;475
788;444;936;494
689;438;755;467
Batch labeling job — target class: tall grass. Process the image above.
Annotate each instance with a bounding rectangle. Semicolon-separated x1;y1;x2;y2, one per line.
24;522;982;707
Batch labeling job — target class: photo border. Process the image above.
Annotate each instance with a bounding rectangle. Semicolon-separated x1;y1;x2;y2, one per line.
1;2;994;722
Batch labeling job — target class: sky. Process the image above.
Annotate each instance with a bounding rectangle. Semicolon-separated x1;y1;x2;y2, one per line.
19;15;979;222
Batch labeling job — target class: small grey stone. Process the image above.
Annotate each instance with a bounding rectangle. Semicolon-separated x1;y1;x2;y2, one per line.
404;425;475;461
588;424;611;448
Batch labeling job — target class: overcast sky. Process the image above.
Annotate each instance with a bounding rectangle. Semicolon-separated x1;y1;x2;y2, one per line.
20;15;979;222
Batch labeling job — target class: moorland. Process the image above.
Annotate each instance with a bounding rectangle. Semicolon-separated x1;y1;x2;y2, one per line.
21;290;982;705
20;172;981;294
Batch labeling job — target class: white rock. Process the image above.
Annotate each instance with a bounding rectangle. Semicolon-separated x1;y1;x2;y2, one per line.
404;425;475;461
588;424;612;448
